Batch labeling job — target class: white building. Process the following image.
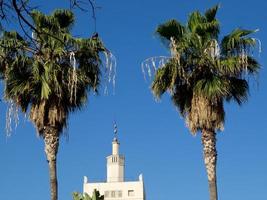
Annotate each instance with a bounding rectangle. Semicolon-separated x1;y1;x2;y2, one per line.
83;126;146;200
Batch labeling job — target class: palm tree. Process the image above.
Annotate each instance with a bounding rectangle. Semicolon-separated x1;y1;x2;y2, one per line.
150;5;259;200
0;9;106;200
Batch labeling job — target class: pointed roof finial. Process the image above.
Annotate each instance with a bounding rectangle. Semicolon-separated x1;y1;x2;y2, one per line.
113;121;118;140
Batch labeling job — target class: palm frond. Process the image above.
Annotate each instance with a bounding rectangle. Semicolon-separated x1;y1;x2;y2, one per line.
188;11;205;32
194;76;230;99
218;56;259;76
156;19;186;42
205;4;220;22
195;19;220;38
226;78;249;105
221;28;258;55
52;9;74;30
172;84;192;117
151;60;179;98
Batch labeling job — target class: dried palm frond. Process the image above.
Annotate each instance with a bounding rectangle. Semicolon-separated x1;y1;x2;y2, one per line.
187;93;224;134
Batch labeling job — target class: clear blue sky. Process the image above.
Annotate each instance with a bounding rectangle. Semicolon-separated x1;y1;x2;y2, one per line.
0;1;267;200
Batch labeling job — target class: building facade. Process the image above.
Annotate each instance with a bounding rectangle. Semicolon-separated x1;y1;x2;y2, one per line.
83;130;145;200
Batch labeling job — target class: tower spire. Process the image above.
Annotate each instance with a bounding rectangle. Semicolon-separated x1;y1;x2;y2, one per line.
113;121;118;140
112;122;119;155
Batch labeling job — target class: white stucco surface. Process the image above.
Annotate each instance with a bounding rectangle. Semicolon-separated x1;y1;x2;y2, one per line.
83;177;145;200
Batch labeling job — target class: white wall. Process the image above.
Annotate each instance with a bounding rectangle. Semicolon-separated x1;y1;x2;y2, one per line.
83;179;145;200
106;155;125;182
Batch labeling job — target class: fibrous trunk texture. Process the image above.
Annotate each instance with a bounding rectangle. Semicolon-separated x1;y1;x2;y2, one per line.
187;94;224;134
202;129;218;200
44;126;59;200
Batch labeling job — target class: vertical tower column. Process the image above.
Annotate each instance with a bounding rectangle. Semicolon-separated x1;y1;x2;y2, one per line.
106;124;125;182
112;139;119;155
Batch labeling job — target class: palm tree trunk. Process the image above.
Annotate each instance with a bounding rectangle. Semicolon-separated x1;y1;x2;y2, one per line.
202;129;218;200
43;126;59;200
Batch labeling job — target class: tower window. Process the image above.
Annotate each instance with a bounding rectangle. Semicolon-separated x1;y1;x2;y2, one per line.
104;190;122;198
118;190;122;197
104;191;109;198
128;190;134;196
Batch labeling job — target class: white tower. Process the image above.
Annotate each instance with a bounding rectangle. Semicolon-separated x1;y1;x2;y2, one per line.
106;137;125;182
83;123;146;200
